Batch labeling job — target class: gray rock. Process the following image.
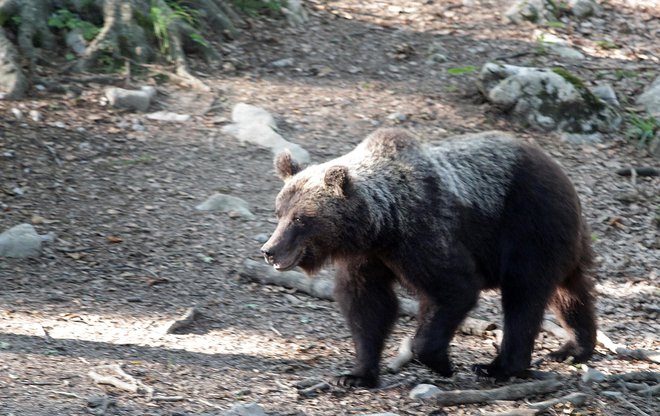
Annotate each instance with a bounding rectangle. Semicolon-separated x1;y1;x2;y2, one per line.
479;62;621;134
29;110;41;122
649;133;660;159
505;0;598;23
0;224;55;258
590;83;619;108
223;402;266;416
221;103;310;165
105;86;157;112
254;233;269;244
271;58;294;68
196;193;255;220
11;108;23;120
282;0;308;26
549;44;585;60
637;76;660;117
387;112;408;123
581;367;606;383
505;0;555;24
561;132;603;144
569;0;599;18
409;383;441;400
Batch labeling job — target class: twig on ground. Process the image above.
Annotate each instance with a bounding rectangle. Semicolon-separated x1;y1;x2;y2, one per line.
42;142;62;167
39;325;53;344
615;167;659;177
607;372;660;383
482;409;538;416
115;265;161;280
543;320;660;364
52;391;83;399
55;246;96;253
415;379;563;405
151;395;185;402
298;381;331;397
387;336;413;373
528;391;589;411
165;307;199;334
195;398;224;409
88;364;153;396
269;322;282;337
639;384;660;396
602;391;651;416
597;332;660;364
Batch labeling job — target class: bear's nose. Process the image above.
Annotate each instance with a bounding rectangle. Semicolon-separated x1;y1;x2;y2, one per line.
261;246;274;264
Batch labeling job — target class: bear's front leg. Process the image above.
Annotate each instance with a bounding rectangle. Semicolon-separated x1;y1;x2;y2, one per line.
333;258;398;388
412;290;478;377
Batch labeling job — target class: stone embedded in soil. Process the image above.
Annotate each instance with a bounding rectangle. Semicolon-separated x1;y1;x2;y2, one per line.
637;75;660;117
409;383;441;400
195;193;255;220
505;0;599;23
105;86;157;112
479;62;621;134
222;103;310;165
0;223;55;258
223;402;267;416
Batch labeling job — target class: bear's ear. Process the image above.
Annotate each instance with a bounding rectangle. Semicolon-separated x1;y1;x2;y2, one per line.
324;165;349;196
275;151;301;181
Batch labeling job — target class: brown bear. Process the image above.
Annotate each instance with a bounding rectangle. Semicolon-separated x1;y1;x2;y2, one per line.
261;128;597;387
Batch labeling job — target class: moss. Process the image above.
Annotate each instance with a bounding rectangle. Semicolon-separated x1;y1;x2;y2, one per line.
551;67;586;89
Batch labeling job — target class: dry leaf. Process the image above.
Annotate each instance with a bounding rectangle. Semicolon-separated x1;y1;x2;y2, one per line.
106;235;123;244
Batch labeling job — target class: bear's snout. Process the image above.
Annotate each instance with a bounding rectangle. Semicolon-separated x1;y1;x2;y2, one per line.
261;245;275;265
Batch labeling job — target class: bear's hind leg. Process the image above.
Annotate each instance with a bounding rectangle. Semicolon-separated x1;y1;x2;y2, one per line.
334;258;398;388
548;266;597;363
472;273;554;381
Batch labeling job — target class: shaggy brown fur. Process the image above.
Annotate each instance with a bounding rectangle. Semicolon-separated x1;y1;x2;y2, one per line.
262;128;597;387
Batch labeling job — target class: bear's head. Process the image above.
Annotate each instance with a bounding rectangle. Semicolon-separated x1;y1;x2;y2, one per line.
261;150;353;275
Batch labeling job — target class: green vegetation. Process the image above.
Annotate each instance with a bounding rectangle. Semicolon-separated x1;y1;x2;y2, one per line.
48;9;100;41
150;0;209;54
545;21;566;29
625;114;659;148
447;66;478;75
595;40;620;50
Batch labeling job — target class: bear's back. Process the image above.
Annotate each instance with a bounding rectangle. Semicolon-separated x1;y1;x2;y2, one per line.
427;132;523;216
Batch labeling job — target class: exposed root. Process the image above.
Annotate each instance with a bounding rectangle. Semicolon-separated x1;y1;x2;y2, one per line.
0;28;28;98
74;0;154;73
0;0;244;97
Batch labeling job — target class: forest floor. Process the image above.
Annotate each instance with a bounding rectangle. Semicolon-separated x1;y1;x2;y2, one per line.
0;0;658;415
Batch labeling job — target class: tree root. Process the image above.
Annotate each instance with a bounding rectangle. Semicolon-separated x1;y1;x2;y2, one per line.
0;28;28;98
0;0;244;97
483;392;589;416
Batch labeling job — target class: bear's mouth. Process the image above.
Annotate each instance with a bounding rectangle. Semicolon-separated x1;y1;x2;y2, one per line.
273;249;305;272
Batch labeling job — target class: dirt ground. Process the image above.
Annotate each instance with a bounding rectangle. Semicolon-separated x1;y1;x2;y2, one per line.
0;0;658;415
